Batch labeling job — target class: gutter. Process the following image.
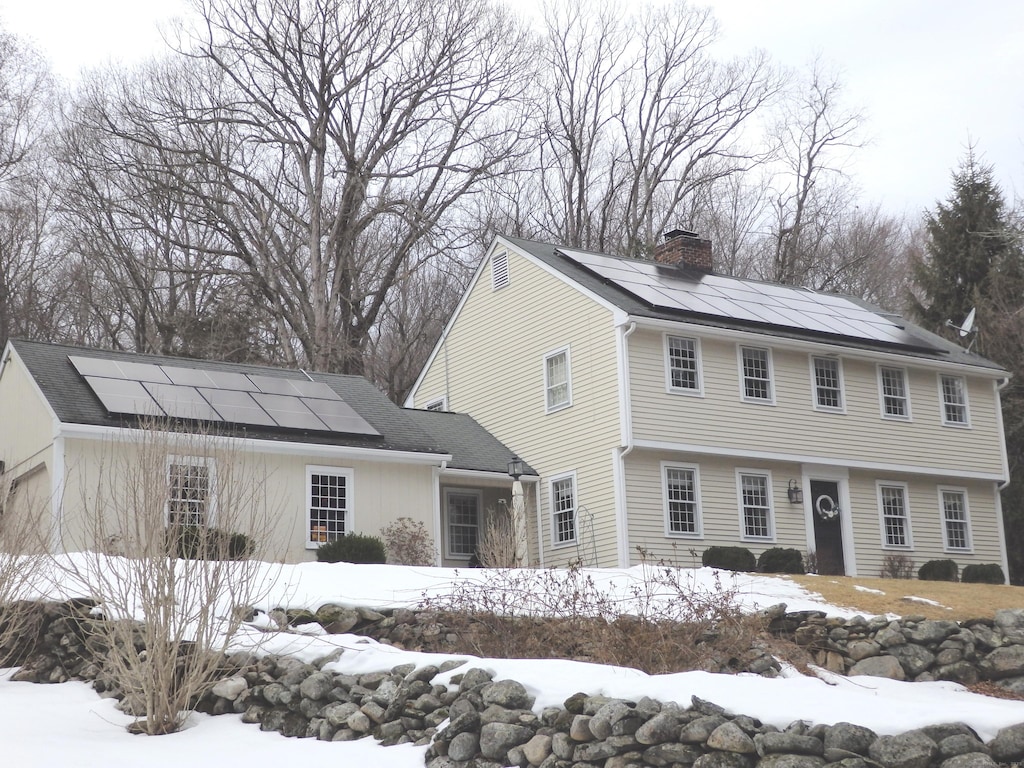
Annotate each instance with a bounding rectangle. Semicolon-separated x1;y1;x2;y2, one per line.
613;320;637;567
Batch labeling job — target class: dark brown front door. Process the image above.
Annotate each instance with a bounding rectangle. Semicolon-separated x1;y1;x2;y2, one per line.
810;479;845;575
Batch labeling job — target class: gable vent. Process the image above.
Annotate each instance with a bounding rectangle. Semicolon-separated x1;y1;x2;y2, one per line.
491;250;510;291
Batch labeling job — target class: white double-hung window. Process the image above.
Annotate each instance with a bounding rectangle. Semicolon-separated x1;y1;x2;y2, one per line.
550;472;577;546
939;374;970;426
666;335;702;394
878;482;912;548
664;464;702;537
167;457;214;527
739;346;774;403
737;471;774;540
544;347;572;412
811;356;844;411
879;366;911;420
307;466;353;547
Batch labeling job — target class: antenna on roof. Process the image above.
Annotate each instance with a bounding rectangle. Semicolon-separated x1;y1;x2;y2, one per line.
945;307;977;351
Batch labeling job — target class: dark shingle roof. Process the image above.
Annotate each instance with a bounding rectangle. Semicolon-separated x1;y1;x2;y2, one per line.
500;235;1005;373
403;408;537;476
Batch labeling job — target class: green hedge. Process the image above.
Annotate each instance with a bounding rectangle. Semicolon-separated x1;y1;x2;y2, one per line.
168;526;254;560
961;563;1005;584
918;559;959;582
316;533;387;564
702;546;756;572
757;547;805;574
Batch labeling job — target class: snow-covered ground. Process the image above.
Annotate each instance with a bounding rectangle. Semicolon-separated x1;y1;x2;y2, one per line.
4;560;1024;767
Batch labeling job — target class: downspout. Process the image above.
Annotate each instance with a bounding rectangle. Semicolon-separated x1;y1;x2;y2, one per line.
50;435;65;553
432;460;447;566
995;376;1011;583
613;321;637;567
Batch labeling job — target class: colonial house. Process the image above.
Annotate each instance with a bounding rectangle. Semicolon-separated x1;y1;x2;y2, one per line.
405;232;1011;578
0;339;533;564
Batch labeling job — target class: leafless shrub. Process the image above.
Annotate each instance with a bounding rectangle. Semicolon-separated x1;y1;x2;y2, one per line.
476;505;517;569
381;517;436;566
880;553;915;579
57;422;283;734
803;550;818;575
419;561;762;674
0;471;48;666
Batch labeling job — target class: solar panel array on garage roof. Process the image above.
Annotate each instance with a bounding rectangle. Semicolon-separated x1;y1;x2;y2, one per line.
558;247;932;349
67;356;380;436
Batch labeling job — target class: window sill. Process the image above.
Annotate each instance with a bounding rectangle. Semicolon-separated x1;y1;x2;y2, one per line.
667;387;704;398
666;531;703;539
545;402;572;415
940;421;972;429
740;398;776;406
881;544;914;551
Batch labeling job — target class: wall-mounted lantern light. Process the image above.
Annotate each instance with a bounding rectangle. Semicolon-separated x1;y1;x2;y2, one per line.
787;479;803;504
507;456;524;481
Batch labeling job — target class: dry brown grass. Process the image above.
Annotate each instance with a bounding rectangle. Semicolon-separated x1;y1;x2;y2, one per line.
789;574;1024;620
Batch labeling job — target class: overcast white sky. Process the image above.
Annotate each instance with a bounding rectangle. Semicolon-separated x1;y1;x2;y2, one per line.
1;0;1021;217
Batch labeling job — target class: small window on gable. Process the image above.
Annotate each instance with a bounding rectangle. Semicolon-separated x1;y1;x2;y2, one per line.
939;374;970;426
492;251;510;291
812;356;844;411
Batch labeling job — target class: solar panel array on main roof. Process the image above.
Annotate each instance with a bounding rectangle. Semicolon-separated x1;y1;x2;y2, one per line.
68;355;380;436
557;247;930;349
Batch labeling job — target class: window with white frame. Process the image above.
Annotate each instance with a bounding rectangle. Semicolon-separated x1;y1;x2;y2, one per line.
939;374;970;425
445;490;480;558
740;346;773;403
738;472;773;539
879;483;911;548
550;473;577;545
879;366;910;419
666;335;702;393
664;464;701;536
492;250;509;290
544;347;572;412
940;488;971;551
812;356;844;411
167;458;214;527
307;467;352;547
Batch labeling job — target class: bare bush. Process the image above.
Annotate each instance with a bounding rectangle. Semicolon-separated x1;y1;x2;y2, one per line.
381;517;436;566
880;553;915;579
419;562;762;674
57;422;282;734
0;470;48;667
476;505;518;569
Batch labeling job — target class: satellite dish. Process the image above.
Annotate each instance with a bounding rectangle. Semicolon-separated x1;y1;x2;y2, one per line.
959;307;976;337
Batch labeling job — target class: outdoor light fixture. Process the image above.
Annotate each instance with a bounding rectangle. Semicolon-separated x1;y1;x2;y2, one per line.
787;479;803;504
507;456;524;481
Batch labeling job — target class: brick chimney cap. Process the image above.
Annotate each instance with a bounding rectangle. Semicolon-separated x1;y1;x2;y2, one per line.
664;228;699;241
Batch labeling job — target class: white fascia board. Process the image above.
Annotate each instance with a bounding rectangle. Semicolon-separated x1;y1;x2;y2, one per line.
56;423;452;466
440;467;540;485
631;438;1007;482
404;236;628;407
627;316;1008;379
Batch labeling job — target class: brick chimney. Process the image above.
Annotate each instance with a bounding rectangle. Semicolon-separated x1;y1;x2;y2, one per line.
653;229;713;272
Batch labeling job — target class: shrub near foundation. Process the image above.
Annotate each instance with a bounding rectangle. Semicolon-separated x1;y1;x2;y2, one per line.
757;547;805;574
962;563;1006;584
702;546;755;572
918;559;959;582
316;533;387;564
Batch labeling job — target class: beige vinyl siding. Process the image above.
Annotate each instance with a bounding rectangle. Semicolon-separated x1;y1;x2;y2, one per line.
847;472;1004;578
412;245;622;566
624;450;804;566
0;351;57;485
60;436;437;563
629;329;1004;477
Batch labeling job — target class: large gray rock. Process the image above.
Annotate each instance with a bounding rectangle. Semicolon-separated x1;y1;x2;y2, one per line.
522;734;552;765
642;742;703;767
823;722;878;757
755;732;824;756
448;731;480;761
847;640;881;661
706;721;757;754
321;701;360;727
935;662;980;685
889;644;936;677
875;627;907;647
849;655;906;680
937;734;989;759
979;645;1024;679
589;699;634;740
481;679;533;710
478;722;534;760
994;609;1024;636
907;620;959;645
757;755;826;768
316;604;361;633
636;712;681;745
692;751;754;768
680;714;730;743
939;754;1000;768
298;671;334;701
211;675;248;701
988;722;1024;762
868;731;937;768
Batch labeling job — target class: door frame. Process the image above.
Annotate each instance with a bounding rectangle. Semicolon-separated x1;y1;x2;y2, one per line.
801;465;856;576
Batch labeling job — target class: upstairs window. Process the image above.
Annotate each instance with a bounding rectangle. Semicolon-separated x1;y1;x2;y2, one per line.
739;346;773;403
940;374;970;426
491;251;510;291
738;471;773;540
812;356;844;411
544;347;572;412
879;366;910;420
307;466;352;547
666;335;702;394
879;483;911;548
550;473;577;545
940;488;971;551
167;458;213;527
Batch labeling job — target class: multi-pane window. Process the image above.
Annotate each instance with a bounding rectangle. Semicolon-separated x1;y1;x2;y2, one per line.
941;489;970;551
879;366;910;419
879;484;910;547
167;459;212;527
665;466;700;536
739;472;772;539
446;491;480;558
940;375;969;425
492;251;509;290
308;468;351;546
544;348;571;412
812;356;843;411
667;336;701;393
740;347;773;402
551;475;576;545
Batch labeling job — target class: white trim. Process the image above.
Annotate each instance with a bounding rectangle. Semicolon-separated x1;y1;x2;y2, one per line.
876;480;913;550
166;454;217;527
877;364;912;421
543;345;573;414
938;373;971;428
810;354;846;414
994;481;1010;583
664;333;704;397
937;485;973;553
443;487;482;560
625;316;1008;378
995;378;1012;486
56;422;451;466
423;395;448;412
305;464;353;549
491;249;510;291
661;461;703;538
440;467;537;484
737;344;775;405
533;479;544;567
631;438;1006;482
548;470;578;548
735;468;775;542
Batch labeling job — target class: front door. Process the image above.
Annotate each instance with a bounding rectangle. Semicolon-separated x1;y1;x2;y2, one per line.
810;479;845;575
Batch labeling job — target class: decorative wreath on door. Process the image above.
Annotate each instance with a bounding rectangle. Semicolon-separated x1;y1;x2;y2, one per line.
815;494;840;521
